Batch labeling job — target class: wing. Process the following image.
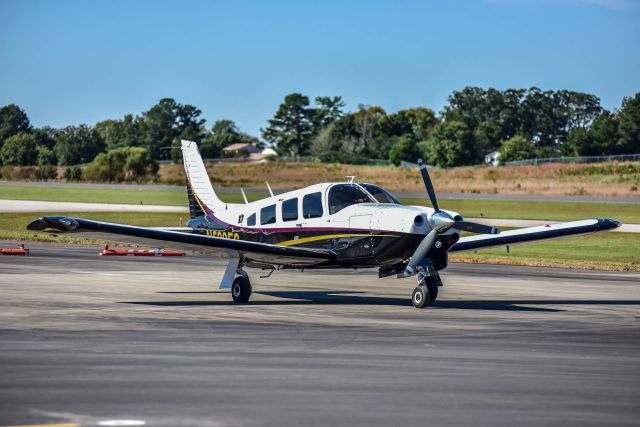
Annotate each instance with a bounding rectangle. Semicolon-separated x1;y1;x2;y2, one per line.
27;216;335;267
450;218;620;252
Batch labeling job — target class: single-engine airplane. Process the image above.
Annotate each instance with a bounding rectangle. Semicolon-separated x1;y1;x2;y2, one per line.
28;140;621;308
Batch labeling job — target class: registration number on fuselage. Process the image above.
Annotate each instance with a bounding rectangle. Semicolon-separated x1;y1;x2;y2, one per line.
203;229;240;240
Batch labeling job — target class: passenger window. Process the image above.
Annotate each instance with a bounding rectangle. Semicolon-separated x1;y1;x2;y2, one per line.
281;198;298;222
260;204;277;225
302;192;323;219
247;213;256;226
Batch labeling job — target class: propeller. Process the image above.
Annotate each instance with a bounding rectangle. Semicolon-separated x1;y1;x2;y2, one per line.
404;159;500;277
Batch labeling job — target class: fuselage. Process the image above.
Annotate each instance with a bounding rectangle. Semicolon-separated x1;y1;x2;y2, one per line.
187;181;461;269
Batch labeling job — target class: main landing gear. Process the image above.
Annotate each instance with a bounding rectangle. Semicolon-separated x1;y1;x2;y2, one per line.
231;268;252;303
411;270;441;309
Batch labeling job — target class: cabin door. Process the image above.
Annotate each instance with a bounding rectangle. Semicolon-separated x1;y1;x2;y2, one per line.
349;214;374;258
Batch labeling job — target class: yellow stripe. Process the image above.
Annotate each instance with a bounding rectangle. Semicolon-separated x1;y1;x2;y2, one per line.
278;233;398;246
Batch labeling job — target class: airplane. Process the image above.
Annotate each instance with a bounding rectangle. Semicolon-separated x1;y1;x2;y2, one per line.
27;140;621;308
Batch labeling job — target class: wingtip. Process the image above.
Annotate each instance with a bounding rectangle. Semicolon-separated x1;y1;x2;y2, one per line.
27;216;79;233
597;218;622;230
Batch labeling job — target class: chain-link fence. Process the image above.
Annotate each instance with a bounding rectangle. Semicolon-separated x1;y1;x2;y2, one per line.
504;153;640;166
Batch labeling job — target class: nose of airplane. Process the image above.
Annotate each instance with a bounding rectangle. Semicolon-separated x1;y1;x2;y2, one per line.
430;211;455;232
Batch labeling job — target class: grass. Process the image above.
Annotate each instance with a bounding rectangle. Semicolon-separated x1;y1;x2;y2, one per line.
0;185;189;206
400;197;640;223
450;231;640;271
2;185;638;223
0;212;183;244
3;160;640;197
1;212;638;271
157;160;640;197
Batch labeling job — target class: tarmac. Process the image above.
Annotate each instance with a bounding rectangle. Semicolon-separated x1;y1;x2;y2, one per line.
1;242;639;426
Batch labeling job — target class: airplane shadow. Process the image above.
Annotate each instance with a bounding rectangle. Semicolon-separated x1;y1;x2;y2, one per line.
121;290;640;312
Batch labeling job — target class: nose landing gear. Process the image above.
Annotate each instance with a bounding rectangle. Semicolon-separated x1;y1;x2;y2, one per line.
411;269;441;309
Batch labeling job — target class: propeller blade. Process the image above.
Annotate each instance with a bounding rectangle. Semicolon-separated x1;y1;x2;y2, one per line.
455;221;500;235
403;229;438;277
417;158;439;212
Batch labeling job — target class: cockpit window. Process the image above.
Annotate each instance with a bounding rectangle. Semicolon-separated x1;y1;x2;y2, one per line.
328;184;373;215
360;183;401;204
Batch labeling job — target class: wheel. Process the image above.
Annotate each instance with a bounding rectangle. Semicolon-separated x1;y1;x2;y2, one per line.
231;276;252;303
412;286;430;308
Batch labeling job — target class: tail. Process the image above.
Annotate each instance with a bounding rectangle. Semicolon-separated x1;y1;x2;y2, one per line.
181;140;226;219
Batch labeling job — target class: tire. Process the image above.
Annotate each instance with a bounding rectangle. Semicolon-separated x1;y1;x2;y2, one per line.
426;277;439;303
231;276;252;303
412;286;430;308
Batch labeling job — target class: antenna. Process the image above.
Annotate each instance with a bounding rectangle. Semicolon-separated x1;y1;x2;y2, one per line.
240;188;248;204
266;181;274;197
346;175;356;183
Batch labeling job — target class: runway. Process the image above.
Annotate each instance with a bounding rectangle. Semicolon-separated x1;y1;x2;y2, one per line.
1;242;639;426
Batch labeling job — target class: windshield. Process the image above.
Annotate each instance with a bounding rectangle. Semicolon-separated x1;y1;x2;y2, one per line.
328;184;373;214
360;183;402;204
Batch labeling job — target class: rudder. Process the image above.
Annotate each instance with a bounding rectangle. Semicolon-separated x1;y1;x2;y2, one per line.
181;140;225;219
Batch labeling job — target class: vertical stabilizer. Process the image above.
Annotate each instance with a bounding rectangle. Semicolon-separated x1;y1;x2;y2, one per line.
181;140;225;219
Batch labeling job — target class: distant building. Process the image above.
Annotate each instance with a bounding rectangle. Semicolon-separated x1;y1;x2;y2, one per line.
245;147;278;163
485;151;501;167
222;143;262;158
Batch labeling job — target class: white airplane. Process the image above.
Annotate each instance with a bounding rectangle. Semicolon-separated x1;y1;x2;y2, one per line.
28;140;621;308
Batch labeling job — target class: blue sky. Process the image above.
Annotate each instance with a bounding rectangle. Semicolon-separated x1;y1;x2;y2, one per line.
1;0;639;136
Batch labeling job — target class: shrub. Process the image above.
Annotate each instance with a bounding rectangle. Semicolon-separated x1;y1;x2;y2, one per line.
35;165;58;180
83;147;158;182
63;166;83;181
0;166;38;180
36;145;56;166
499;135;536;164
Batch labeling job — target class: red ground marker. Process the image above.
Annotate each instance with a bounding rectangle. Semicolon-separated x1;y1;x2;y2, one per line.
1;244;30;255
99;245;185;257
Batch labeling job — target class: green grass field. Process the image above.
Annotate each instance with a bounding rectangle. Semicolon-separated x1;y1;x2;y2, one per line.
1;184;638;223
1;211;638;271
1;211;183;244
450;230;639;271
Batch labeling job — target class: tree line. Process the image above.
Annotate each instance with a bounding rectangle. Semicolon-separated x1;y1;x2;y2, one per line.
0;87;638;181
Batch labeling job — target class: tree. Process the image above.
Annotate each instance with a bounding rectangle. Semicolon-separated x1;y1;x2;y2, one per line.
36;145;56;166
0;104;31;149
499;135;537;163
54;125;106;165
424;120;475;167
200;120;258;158
96;115;144;150
313;96;345;129
564;111;620;156
262;93;315;157
618;93;640;154
389;135;421;165
140;98;206;161
352;105;386;157
0;132;38;166
379;108;438;141
32;127;57;150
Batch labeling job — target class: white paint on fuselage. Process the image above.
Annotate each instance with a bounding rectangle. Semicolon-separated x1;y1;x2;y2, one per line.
211;182;461;235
